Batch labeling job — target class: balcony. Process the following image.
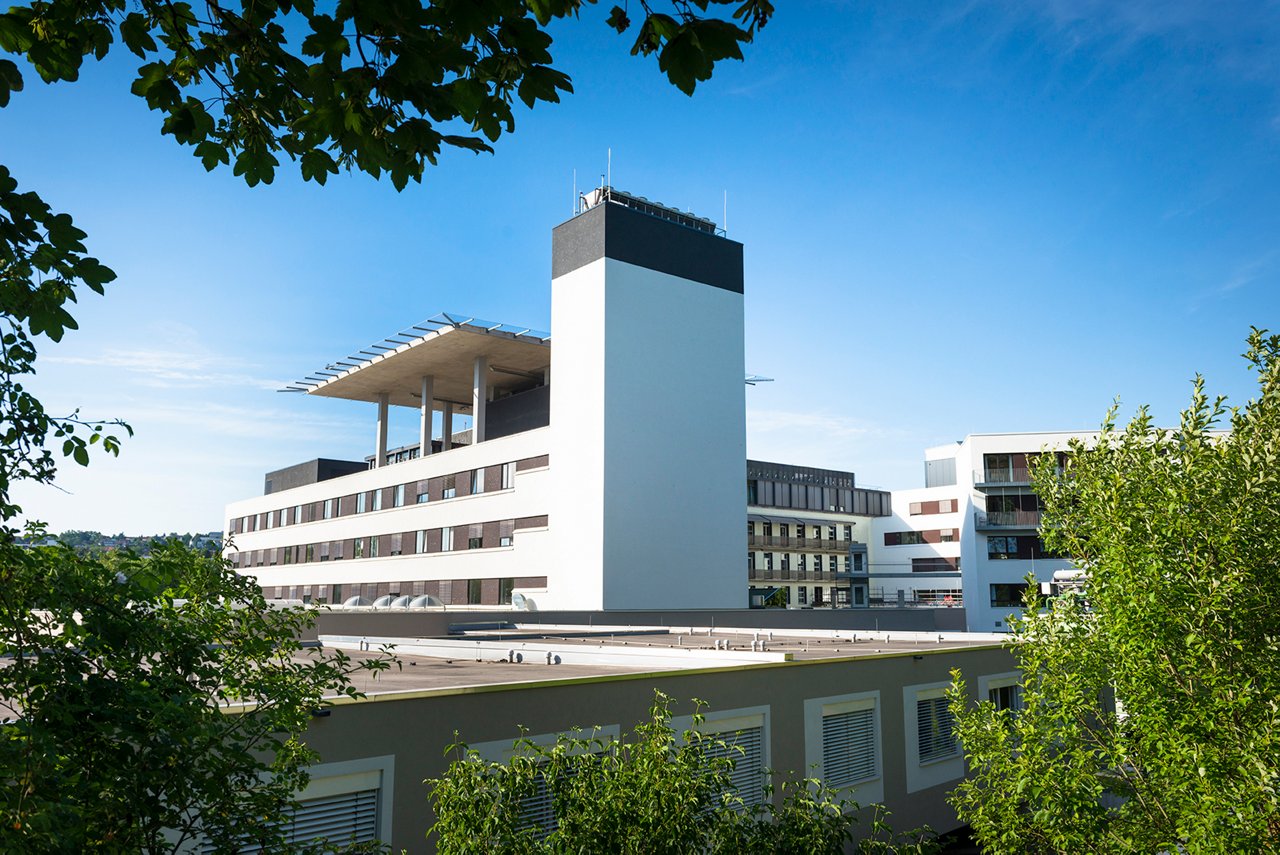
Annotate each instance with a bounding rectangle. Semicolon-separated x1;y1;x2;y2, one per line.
746;535;857;554
973;468;1032;488
974;510;1042;531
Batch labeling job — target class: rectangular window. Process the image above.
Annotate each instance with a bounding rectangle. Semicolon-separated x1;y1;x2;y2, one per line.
441;527;454;552
828;555;837;573
393;484;405;507
765;552;774;571
369;536;379;558
468;579;482;605
356;492;367;514
990;583;1028;608
799;553;807;571
323;499;334;519
917;696;957;762
353;538;364;559
842;524;852;540
442;474;457;499
293;505;302;524
702;725;766;807
779;523;789;539
912;557;960;572
416;530;426;554
827;525;836;541
500;578;515;605
989;684;1023;712
372;490;382;511
501;462;514;490
468;536;483;550
470;469;484;495
822;703;876;788
319;542;330;562
781;553;790;571
305;544;315;563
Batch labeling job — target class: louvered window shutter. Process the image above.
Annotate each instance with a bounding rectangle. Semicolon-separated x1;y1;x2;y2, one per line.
822;707;876;787
917;696;957;762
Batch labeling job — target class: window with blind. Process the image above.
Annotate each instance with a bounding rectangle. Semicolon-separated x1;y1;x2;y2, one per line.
699;725;765;806
822;704;876;788
200;788;379;853
917;695;958;762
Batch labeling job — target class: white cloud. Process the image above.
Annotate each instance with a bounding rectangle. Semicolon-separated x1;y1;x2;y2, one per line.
45;348;282;391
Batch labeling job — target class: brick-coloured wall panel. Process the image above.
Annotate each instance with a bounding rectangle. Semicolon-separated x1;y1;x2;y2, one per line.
481;578;500;605
515;515;549;529
484;465;503;493
482;521;500;548
516;454;549;471
514;576;548;588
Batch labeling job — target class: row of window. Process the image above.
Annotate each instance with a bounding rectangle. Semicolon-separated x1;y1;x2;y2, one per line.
746;479;890;516
262;575;549;607
883;528;956;546
499;676;1024;836
908;499;956;516
230;455;548;535
748;521;857;541
748;552;864;573
229;516;548;569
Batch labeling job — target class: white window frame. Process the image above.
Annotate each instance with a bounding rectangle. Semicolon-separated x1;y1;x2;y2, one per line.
671;705;771;808
903;683;964;793
803;690;882;805
978;671;1024;713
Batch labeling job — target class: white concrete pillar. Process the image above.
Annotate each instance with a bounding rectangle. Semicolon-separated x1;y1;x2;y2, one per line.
472;355;488;444
442;402;454;451
375;392;389;468
419;375;434;456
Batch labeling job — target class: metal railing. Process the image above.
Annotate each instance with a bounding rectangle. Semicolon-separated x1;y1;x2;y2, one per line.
747;535;856;553
974;468;1032;486
974;510;1042;530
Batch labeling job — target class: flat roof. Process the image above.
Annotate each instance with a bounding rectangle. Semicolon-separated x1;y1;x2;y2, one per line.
282;313;551;409
319;626;1007;698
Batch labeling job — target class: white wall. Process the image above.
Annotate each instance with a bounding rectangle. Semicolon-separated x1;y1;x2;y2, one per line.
551;257;746;610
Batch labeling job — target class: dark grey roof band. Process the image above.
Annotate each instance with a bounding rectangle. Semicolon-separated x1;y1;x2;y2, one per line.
552;202;744;294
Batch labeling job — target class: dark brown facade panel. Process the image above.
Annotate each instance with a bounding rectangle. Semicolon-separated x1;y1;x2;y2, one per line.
515;515;549;529
339;494;355;516
482;521;500;548
514;576;548;588
481;578;500;605
484;465;503;493
516;455;550;471
451;580;468;604
427;529;442;553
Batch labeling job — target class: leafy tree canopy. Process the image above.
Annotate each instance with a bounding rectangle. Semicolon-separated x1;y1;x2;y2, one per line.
948;328;1280;853
429;691;938;855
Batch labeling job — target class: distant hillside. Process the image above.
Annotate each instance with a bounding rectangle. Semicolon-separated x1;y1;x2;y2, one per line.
44;530;223;555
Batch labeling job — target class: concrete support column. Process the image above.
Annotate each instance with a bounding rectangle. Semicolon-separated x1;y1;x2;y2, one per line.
375;392;389;468
419;375;434;456
442;402;454;451
472;355;488;444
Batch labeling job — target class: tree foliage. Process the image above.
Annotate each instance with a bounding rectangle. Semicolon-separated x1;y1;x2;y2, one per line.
429;691;938;855
0;533;393;852
948;328;1280;853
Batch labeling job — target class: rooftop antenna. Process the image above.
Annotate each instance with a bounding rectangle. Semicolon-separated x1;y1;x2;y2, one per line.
607;147;612;189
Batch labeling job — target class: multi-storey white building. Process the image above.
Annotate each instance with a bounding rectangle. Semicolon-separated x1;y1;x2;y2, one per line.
871;432;1091;631
745;460;891;608
224;188;748;611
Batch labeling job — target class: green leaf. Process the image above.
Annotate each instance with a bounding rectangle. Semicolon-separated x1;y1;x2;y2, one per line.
0;58;23;108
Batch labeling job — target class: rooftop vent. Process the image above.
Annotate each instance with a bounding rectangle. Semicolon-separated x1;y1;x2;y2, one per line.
578;186;719;235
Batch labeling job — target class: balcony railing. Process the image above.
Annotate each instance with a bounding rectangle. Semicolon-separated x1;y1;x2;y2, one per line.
749;568;835;583
974;510;1042;530
974;468;1032;487
747;535;857;553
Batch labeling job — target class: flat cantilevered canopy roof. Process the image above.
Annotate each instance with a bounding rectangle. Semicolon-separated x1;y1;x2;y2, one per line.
282;313;551;410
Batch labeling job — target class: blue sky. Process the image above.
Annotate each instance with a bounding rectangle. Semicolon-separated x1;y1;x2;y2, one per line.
5;0;1278;534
